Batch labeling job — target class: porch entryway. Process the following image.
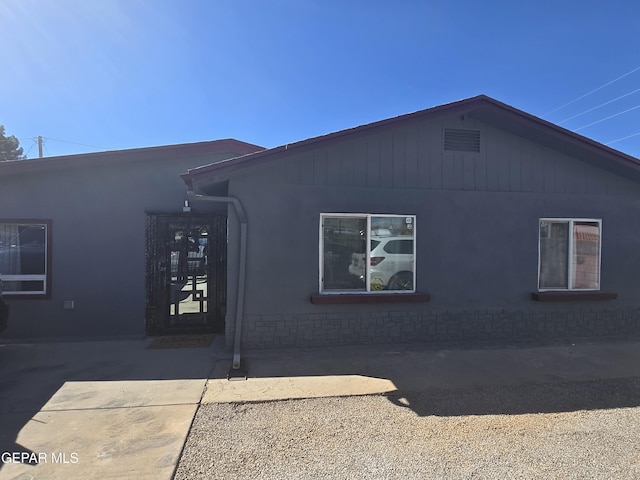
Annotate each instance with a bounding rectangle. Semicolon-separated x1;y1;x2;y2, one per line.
145;213;227;335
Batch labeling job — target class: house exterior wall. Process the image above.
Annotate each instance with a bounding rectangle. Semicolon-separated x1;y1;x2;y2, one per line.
224;116;640;348
0;152;233;340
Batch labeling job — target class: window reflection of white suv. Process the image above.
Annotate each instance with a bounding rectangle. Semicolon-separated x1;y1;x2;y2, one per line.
348;236;414;290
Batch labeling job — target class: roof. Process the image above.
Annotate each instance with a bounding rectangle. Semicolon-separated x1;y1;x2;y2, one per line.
182;95;640;187
0;139;264;178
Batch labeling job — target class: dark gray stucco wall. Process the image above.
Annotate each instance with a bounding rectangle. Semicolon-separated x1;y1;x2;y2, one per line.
222;116;640;348
1;152;234;340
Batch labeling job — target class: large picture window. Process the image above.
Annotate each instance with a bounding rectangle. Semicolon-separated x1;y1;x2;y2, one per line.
320;214;416;293
538;218;601;291
0;220;51;296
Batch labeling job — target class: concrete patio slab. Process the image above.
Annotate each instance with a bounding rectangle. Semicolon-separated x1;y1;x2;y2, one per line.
0;338;219;480
1;404;197;480
41;379;207;411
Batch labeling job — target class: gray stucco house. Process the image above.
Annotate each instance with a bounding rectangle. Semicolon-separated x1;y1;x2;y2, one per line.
3;95;640;357
0;139;263;339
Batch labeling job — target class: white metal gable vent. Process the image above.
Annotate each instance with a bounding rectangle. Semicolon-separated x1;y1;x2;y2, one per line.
443;128;481;152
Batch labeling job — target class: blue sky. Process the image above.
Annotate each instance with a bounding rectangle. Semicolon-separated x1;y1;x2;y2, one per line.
2;0;640;159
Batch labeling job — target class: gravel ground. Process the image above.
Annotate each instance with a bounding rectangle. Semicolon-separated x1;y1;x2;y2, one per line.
175;378;640;479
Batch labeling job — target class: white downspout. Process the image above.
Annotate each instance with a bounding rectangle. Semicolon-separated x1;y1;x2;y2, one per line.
187;191;246;370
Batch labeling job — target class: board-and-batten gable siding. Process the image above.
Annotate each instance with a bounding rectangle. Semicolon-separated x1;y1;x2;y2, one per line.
279;118;626;196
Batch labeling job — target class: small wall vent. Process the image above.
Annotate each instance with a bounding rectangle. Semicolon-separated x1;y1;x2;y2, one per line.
444;128;481;152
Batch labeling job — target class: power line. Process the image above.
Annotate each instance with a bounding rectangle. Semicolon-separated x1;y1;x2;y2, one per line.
44;137;110;150
606;131;640;146
573;104;640;132
1;136;109;150
558;87;640;124
543;65;640;117
7;135;110;158
23;139;37;158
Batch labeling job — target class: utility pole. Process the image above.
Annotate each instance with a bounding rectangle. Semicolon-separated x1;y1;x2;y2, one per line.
38;136;43;158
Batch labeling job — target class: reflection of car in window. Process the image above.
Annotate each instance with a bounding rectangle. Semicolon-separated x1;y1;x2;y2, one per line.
348;236;414;290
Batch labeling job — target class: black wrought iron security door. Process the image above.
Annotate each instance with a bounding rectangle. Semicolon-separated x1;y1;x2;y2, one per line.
145;213;227;334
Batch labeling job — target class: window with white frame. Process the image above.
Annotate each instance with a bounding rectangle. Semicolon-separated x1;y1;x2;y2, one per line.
0;221;51;296
538;218;601;291
320;214;416;293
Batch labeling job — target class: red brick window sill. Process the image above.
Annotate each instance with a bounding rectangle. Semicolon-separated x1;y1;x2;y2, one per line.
310;293;431;305
531;291;617;302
